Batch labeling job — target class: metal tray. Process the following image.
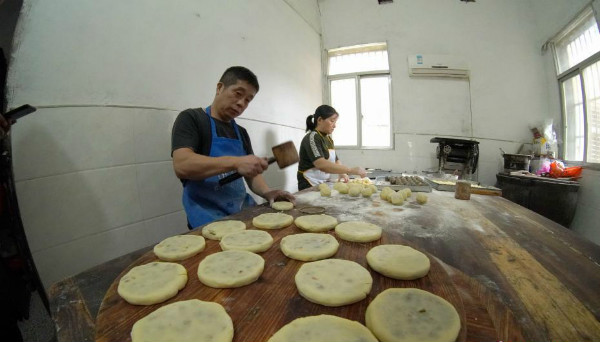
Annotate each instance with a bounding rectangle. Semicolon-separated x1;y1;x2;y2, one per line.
375;175;432;192
426;178;502;194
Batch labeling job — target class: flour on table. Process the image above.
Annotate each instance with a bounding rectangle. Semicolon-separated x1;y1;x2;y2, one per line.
295;190;475;241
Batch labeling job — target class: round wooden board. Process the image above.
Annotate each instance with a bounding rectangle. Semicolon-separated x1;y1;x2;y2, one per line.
95;219;468;342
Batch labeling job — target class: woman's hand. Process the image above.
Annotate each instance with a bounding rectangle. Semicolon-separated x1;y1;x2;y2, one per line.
349;167;367;178
337;174;349;183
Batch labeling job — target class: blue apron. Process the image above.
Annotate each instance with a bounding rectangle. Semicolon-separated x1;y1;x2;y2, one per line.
182;106;256;228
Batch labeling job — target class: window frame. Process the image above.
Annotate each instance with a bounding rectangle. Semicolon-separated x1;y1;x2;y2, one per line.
557;44;600;169
549;4;600;169
326;67;394;150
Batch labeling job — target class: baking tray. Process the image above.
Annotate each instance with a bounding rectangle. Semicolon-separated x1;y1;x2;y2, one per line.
375;175;432;192
426;178;457;192
425;178;502;194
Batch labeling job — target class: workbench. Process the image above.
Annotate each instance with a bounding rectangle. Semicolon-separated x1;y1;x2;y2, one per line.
48;188;600;342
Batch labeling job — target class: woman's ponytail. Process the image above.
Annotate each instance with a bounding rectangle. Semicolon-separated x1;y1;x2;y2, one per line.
305;105;338;132
305;114;316;132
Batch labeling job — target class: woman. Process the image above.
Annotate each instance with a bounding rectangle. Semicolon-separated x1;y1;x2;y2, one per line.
297;105;366;190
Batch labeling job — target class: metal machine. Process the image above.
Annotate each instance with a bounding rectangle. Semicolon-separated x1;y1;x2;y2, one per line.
430;137;479;180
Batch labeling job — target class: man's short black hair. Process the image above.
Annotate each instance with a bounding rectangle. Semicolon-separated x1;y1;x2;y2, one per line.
219;66;259;92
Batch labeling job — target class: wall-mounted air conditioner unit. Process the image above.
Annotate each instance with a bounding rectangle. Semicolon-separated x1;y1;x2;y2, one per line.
408;54;469;78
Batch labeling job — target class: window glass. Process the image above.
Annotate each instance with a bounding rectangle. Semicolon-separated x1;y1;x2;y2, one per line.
330;78;357;146
562;75;584;161
583;61;600;162
360;76;391;147
329;50;389;75
327;43;392;149
555;11;600;74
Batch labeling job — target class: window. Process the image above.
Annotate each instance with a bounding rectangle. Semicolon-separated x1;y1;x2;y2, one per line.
327;43;392;149
551;6;600;163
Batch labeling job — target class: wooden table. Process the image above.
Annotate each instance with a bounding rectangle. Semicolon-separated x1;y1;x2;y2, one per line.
48;189;600;342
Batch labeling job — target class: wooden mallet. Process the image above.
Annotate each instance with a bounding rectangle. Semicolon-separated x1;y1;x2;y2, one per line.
218;141;299;186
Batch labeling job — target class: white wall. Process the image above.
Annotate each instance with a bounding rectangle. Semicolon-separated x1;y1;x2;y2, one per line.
318;0;556;186
529;0;600;245
7;0;322;288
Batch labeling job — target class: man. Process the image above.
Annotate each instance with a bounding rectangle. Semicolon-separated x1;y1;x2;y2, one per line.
171;66;295;229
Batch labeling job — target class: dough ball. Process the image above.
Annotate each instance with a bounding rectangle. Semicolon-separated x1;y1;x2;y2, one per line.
131;299;233;342
219;230;273;253
333;182;345;191
153;235;205;261
295;214;338;232
271;201;294;211
253;213;294;229
320;186;332;197
400;189;409;200
335;221;382;242
335;182;349;194
380;187;393;201
366;244;430;280
416;193;428;204
366;288;460;342
202;220;246;241
318;183;329;191
197;250;264;288
295;259;372;307
118;262;187;305
369;184;378;193
405;188;412;197
390;192;404;205
348;185;362;197
280;233;339;261
268;315;377;342
361;187;373;197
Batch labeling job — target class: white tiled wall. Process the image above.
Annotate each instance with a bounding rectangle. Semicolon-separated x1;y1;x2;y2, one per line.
32;211;188;286
319;0;554;186
8;0;322;288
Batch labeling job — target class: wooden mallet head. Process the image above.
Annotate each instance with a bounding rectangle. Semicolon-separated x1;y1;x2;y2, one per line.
270;141;299;169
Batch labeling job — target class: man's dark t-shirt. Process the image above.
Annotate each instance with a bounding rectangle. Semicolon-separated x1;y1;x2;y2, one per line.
171;108;253;159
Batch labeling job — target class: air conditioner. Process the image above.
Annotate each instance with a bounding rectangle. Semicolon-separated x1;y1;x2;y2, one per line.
408;54;469;78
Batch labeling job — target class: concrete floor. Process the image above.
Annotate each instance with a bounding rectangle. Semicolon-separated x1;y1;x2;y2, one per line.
17;290;56;342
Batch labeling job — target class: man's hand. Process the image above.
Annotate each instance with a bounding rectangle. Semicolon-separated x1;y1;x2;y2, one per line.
262;190;296;206
0;115;15;138
235;155;269;178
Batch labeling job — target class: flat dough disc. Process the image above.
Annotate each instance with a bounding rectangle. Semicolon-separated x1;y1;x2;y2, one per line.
295;259;372;307
366;244;430;280
280;233;339;261
252;213;294;229
131;299;233;342
118;262;187;305
197;250;264;288
366;288;460;342
271;201;294;211
153;235;206;261
294;214;338;232
202;220;246;240
268;314;378;342
219;230;273;253
334;221;382;242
